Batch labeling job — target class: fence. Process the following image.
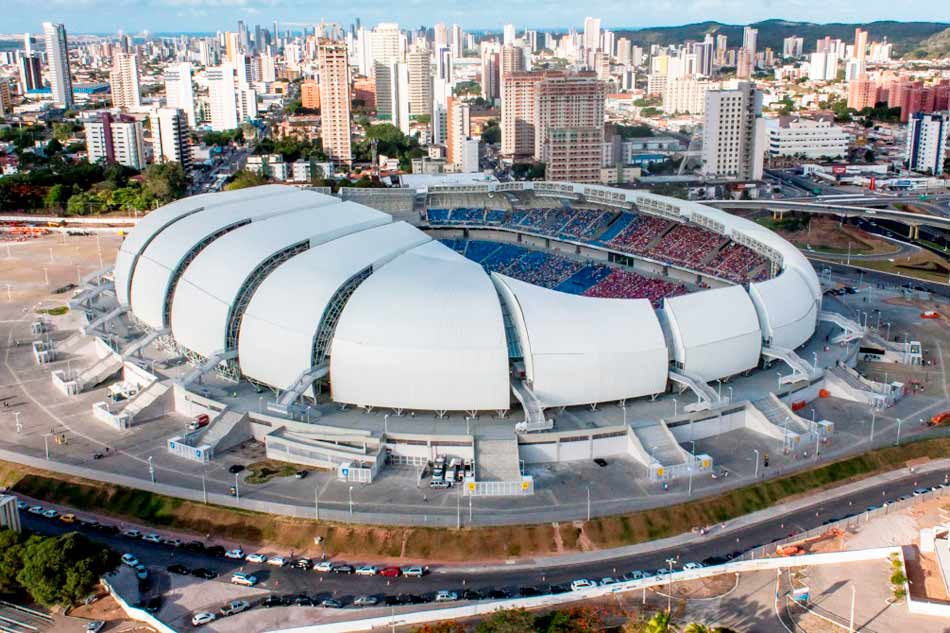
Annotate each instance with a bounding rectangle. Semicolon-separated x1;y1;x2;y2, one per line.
462;476;534;497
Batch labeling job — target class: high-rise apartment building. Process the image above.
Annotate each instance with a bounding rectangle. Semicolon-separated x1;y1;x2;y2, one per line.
42;22;73;109
535;72;605;182
370;23;404;66
446;96;471;169
375;61;410;134
149;107;192;170
501;72;543;158
701;81;764;181
742;27;758;55
906;111;948;175
110;51;141;109
207;63;256;131
783;36;804;58
583;17;601;52
301;79;320;109
317;42;352;165
450;24;464;58
847;77;879;110
503;24;516;46
736;49;753;80
17;52;42;93
164;62;196;127
0;82;11;116
715;34;728;67
407;48;433;119
500;45;526;94
663;78;714;115
481;50;499;102
84;113;146;170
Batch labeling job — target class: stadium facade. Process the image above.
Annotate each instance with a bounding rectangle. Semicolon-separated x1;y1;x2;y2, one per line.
113;183;821;419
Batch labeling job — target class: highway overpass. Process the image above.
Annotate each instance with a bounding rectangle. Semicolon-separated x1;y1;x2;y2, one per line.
704;199;950;235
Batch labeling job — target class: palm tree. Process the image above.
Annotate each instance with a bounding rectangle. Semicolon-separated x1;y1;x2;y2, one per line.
645;611;671;633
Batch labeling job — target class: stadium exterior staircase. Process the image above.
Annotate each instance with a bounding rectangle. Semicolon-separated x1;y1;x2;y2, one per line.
752;394;811;437
762;345;819;385
78;355;123;392
631;422;687;466
511;379;552;432
668;370;720;411
819;311;866;344
81;305;127;336
196;410;251;454
121;328;168;359
121;381;170;423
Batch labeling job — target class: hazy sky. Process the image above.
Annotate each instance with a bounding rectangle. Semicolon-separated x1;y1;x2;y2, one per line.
6;0;950;34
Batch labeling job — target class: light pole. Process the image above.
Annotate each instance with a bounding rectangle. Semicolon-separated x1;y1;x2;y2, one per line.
314;486;320;521
201;470;208;504
727;386;733;403
234;473;240;500
896;418;903;446
456;484;461;529
348;485;354;515
886;322;892;340
753;449;760;478
666;557;677;613
622;404;627;426
849;584;856;633
147;456;155;483
717;379;722;400
688;441;696;497
673;398;678;417
43;433;51;460
586;486;591;522
384;414;389;434
13;412;21;433
870;410;876;443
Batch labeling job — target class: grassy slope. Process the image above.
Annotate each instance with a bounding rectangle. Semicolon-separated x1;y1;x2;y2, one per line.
5;436;950;561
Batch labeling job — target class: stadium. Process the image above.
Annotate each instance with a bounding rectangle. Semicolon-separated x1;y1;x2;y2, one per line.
77;181;867;493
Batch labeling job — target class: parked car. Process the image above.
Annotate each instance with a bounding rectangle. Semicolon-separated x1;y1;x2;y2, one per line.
293;595;314;607
192;568;217;580
85;621;105;633
15;501;28;511
321;598;343;609
292;558;312;570
402;566;425;578
355;565;377;576
379;566;401;577
205;545;226;557
121;553;140;567
143;596;162;614
267;556;288;567
228;464;245;474
435;590;458;602
184;540;205;552
570;579;595;591
191;612;216;626
313;560;334;572
230;573;257;587
134;564;149;580
262;595;285;608
166;564;190;575
27;505;43;515
162;537;183;547
354;595;379;607
683;562;704;570
246;553;268;563
460;589;483;601
294;470;307;479
224;548;245;560
220;600;250;617
599;577;619;586
59;513;75;523
41;509;59;519
332;564;355;574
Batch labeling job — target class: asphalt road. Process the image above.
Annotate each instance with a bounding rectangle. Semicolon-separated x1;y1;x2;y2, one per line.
18;466;949;605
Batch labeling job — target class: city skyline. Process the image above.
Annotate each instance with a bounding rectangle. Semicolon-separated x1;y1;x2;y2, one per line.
3;1;949;34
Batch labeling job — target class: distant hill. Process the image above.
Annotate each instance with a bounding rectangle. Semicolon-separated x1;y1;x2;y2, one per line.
616;19;950;57
912;27;950;58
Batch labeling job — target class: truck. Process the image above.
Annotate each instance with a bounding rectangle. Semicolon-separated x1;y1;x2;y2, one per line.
188;413;210;431
928;412;950;427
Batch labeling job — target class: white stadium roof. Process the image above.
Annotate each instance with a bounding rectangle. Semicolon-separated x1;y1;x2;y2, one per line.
493;274;668;408
749;267;820;350
662;285;763;382
170;201;389;358
130;188;325;330
330;240;511;412
238;221;431;395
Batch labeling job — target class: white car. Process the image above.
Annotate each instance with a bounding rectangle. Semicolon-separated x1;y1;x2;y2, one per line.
570;579;595;591
134;564;149;581
246;553;267;563
16;501;28;511
230;573;257;587
353;595;379;607
600;577;619;585
220;599;250;616
224;548;245;560
191;612;217;626
85;621;105;633
626;570;645;580
121;553;140;567
313;560;334;572
266;556;288;567
355;565;377;576
162;537;183;547
683;562;704;570
402;566;425;578
142;533;163;544
27;505;43;515
41;509;59;519
122;529;142;538
435;590;458;602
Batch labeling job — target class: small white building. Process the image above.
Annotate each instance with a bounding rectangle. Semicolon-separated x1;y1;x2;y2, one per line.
906;111;949;176
767;114;850;159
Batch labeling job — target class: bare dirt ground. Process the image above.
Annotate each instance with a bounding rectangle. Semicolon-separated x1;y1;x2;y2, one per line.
774;217;899;255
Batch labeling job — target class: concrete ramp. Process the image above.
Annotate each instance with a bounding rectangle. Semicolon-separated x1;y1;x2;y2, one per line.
825;366;897;408
475;435;522;481
669;370;720;411
752;394;810;435
744;402;803;444
122;381;170;423
78;355;123;391
197;410;250;454
632;422;687;465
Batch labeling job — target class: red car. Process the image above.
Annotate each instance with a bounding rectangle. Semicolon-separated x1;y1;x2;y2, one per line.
379;566;401;577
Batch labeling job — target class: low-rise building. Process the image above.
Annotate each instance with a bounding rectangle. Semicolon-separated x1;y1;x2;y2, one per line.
766;114;850;160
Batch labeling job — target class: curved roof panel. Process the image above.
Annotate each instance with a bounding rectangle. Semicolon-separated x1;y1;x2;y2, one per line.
238;222;431;393
330;240;511;412
663;285;762;382
493;274;668;408
129;187;334;330
114;184;291;307
749;267;819;350
170;201;390;358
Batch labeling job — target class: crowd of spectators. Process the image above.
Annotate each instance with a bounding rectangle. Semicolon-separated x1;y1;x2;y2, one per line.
430;205;771;285
583;270;688;307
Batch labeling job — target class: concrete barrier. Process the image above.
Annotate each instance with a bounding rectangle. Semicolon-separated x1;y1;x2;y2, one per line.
101;576;177;633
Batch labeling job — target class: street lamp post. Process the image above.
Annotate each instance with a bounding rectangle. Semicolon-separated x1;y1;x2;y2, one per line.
666;557;677;613
688;441;696;497
43;433;51;460
896;418;903;446
315;487;320;521
727;386;734;403
870;410;876;443
201;470;207;504
384;414;389;434
147;456;155;483
234;473;240;501
348;485;354;515
753;449;760;478
672;398;678;417
586;486;591;522
717;379;722;401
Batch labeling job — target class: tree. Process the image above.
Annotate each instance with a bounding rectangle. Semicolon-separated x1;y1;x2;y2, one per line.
141;162;188;204
16;532;116;607
45;138;63;156
410;623;465;633
644;611;671;633
475;608;536;633
224;169;268;191
52;122;74;142
66;191;99;216
0;530;25;595
44;184;70;210
481;120;501;145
